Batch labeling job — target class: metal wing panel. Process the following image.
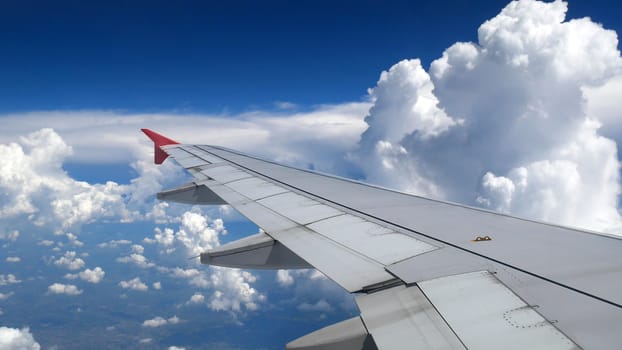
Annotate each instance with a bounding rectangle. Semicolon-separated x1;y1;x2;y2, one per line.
200;145;622;307
199;177;397;292
162;147;195;160
179;145;226;164
418;271;579;350
151;140;622;349
355;285;465;350
173;156;210;169
308;214;437;265
269;226;395;292
201;164;254;183
224;177;288;200
257;192;344;226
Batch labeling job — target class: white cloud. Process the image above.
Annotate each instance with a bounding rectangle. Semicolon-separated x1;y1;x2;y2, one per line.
0;327;40;350
47;283;83;296
353;0;622;234
0;102;368;166
150;215;265;313
131;244;144;254
276;270;294;287
168;347;186;350
65;233;84;247
0;292;13;300
208;268;264;312
77;267;105;284
583;74;622;141
297;299;332;312
116;253;154;269
153;282;161;290
150;212;223;257
119;277;148;291
0;274;21;285
139;338;152;344
98;239;132;248
54;251;85;270
0;129;126;230
5;257;20;263
187;293;205;304
37;240;54;246
0;230;19;241
64;273;78;280
169;268;200;278
0;128;188;233
142;315;181;327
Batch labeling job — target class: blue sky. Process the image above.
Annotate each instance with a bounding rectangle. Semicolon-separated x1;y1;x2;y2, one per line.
0;0;618;113
1;1;622;349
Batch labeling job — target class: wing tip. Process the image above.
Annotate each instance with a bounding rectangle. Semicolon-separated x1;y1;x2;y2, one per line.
141;128;179;164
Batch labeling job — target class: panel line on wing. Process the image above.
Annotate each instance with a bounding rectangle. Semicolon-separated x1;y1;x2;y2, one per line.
308;213;438;266
200;180;397;292
202;146;622;309
183;145;226;164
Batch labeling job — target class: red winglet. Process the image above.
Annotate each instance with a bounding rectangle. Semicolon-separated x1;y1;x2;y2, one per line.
141;128;179;164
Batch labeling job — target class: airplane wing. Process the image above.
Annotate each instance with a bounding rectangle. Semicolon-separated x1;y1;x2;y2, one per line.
142;128;622;350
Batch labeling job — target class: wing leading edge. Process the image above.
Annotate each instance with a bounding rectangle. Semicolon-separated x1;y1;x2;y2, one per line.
143;129;622;349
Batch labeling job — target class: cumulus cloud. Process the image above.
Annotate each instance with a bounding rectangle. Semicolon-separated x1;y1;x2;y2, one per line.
153;282;161;290
75;267;105;283
187;293;205;304
53;251;85;270
276;270;294;287
115;241;154;268
0;274;21;285
0;128;187;233
116;253;154;269
0;327;40;350
37;240;54;246
208;268;265;312
150;211;224;257
0;292;13;300
149;214;265;314
0;230;19;241
0;129;127;230
352;0;622;233
142;315;181;327
65;233;84;247
5;257;20;263
48;283;83;296
119;277;148;291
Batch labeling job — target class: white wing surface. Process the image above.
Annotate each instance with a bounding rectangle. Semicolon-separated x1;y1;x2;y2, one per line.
143;129;622;350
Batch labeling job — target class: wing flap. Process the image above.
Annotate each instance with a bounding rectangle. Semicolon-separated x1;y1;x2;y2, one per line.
418;271;579;350
356;285;465;350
